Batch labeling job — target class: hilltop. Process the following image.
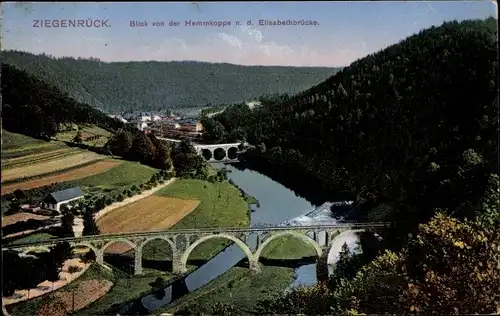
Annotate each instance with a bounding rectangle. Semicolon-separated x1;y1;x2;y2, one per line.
2;51;338;113
203;18;499;238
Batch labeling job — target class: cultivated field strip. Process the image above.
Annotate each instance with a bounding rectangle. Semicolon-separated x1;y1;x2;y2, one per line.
2;212;52;228
1;160;122;195
1;152;106;182
97;196;200;253
2;148;83;169
1;144;63;159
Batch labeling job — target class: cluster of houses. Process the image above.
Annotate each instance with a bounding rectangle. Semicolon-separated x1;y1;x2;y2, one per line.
108;113;203;140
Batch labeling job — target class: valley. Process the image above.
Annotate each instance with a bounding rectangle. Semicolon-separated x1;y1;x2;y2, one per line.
1;8;499;316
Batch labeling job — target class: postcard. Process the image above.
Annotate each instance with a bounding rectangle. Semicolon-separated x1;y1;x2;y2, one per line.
1;2;498;316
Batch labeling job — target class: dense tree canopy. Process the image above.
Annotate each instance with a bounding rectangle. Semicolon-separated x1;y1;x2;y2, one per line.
105;130;173;169
198;17;500;315
1;63;123;139
170;140;208;179
2;51;338;113
203;18;499;244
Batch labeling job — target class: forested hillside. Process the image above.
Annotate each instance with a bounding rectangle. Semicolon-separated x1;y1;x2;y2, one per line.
200;17;499;315
2;51;338;113
203;18;499;242
1;63;124;139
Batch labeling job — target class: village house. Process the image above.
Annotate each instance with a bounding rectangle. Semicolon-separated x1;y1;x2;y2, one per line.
108;114;128;123
137;121;148;131
41;187;84;213
178;119;203;133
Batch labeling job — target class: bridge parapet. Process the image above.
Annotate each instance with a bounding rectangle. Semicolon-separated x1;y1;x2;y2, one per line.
4;223;390;276
4;223;389;250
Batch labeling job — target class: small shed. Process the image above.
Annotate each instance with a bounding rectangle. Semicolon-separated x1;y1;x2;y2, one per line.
42;187;84;213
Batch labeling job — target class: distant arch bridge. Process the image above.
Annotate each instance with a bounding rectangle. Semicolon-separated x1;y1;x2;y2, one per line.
157;137;248;163
4;223;389;276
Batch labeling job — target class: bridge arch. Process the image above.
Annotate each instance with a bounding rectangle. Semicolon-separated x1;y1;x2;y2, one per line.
201;149;212;161
179;233;254;273
254;231;323;262
138;236;176;253
325;229;365;265
213;148;226;161
72;242;100;256
101;238;137;253
227;147;238;160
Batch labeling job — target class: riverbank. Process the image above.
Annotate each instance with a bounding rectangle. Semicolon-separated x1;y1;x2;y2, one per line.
158;265;296;315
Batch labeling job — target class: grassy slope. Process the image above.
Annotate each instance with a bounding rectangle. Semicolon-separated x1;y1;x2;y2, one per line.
157;266;296;315
10;233;56;245
55;124;111;147
73;160;157;193
1;129;61;156
2;129;49;151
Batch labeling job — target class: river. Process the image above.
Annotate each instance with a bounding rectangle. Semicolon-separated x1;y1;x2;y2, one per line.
119;164;362;314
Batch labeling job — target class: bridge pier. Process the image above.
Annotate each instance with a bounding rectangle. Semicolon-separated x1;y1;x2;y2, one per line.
96;250;104;266
316;250;330;284
134;247;143;275
172;252;185;275
249;256;261;273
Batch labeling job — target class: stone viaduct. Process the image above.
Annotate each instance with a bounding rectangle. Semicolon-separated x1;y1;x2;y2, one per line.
157;137;246;163
5;223;389;276
193;143;242;163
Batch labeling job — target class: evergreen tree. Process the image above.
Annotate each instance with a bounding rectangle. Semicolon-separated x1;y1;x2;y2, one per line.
60;206;75;237
82;210;100;236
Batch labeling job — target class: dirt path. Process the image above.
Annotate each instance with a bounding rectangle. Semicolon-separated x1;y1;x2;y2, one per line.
72;178;177;237
3;258;90;306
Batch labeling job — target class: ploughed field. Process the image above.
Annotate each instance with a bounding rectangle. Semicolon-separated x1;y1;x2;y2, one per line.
1;129;114;192
97;196;200;253
1;151;106;182
1;160;121;195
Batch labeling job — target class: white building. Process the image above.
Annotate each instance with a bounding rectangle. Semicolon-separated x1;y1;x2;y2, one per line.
141;116;152;122
41;187;84;213
137;122;148;131
109;115;128;123
245;101;262;109
152;115;162;121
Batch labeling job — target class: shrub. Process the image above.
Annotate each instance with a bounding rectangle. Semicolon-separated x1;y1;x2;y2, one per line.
116;194;125;202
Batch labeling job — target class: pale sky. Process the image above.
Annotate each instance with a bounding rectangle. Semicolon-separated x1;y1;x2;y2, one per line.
2;1;497;67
